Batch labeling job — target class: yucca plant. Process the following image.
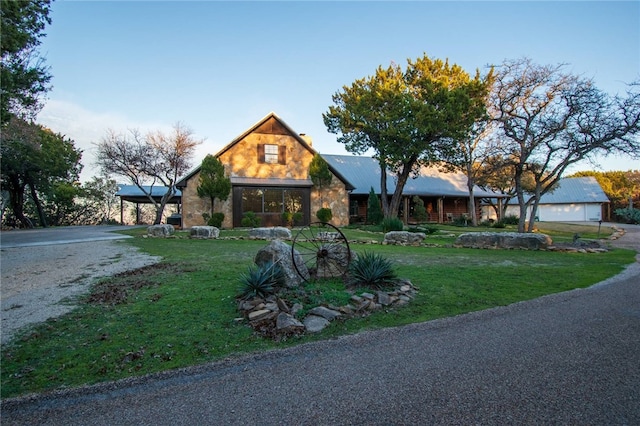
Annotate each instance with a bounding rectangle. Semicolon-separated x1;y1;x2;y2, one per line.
347;251;398;289
238;261;286;299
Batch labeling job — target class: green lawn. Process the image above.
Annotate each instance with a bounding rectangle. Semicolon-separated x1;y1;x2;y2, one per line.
1;223;634;398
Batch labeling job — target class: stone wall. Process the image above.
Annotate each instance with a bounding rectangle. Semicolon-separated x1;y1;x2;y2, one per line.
310;173;350;227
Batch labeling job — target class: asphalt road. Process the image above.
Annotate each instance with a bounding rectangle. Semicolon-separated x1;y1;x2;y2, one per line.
0;225;137;248
2;224;639;425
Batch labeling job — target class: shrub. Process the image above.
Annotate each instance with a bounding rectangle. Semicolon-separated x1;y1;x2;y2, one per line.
348;251;398;289
382;216;404;232
282;211;303;227
615;208;640;224
208;212;225;228
412;196;428;223
502;215;519;225
316;208;333;223
241;211;261;228
367;187;383;225
492;221;506;228
238;261;285;299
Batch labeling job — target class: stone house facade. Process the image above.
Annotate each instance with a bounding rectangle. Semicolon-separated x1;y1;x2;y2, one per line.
177;113;353;229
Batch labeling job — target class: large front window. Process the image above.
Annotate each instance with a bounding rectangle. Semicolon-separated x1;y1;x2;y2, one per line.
241;188;305;214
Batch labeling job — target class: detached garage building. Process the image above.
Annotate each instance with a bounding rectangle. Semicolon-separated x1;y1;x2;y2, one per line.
505;176;610;222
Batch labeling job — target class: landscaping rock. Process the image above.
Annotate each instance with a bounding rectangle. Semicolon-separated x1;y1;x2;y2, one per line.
308;306;342;321
455;232;552;250
303;315;330;333
248;227;292;240
254;240;308;287
383;231;426;245
190;226;220;239
147;224;175;237
276;312;305;332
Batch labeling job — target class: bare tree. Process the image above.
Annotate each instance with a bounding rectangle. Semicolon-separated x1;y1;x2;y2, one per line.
95;122;201;224
490;58;640;232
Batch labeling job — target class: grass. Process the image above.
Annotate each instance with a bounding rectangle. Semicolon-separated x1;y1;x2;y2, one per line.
1;222;633;398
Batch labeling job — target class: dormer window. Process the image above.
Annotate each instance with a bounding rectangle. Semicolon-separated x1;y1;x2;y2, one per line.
257;144;286;165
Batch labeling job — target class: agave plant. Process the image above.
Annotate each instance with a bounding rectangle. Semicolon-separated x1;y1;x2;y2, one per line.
347;251;398;289
238;261;286;299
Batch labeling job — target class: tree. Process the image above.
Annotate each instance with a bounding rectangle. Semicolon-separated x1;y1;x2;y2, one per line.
309;153;332;207
366;187;383;225
324;53;491;219
1;116;82;228
570;170;640;212
1;0;53;124
490;58;640;232
197;154;231;218
95;122;201;224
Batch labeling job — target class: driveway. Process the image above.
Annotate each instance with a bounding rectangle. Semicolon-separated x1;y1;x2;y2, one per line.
2;224;639;425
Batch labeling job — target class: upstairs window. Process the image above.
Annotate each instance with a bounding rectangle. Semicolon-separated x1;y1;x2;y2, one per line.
264;144;278;164
257;144;286;165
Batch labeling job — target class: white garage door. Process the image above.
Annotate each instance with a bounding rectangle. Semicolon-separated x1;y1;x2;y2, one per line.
537;203;601;222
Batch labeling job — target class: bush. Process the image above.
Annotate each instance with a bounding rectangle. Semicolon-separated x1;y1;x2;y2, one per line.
348;251;398;289
382;216;404;232
367;187;383;225
412;196;428;223
316;208;333;223
238;261;285;299
492;221;506;228
241;211;261;228
407;225;438;235
208;212;224;228
282;211;304;227
502;215;519;225
615;208;640;224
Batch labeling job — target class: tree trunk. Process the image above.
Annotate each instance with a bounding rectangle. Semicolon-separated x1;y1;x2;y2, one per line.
466;171;478;226
27;180;47;228
7;175;32;228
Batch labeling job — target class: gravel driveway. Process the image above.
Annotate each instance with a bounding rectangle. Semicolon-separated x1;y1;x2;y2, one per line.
1;238;159;344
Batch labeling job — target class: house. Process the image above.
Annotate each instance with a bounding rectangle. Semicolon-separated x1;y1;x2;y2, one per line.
323;155;505;224
501;176;610;222
176;112;354;228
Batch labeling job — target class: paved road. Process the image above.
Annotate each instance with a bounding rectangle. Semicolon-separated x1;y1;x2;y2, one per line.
0;225;137;249
2;224;639;425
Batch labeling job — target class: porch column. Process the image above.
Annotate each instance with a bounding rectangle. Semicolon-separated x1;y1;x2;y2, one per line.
403;196;409;224
438;197;444;224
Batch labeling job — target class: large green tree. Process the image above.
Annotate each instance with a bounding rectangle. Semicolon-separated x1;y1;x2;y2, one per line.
490;58;640;232
197;154;231;216
1;0;53;124
1;116;82;227
324;53;490;219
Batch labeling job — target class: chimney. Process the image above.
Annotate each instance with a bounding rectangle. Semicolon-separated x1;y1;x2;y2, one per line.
299;133;313;146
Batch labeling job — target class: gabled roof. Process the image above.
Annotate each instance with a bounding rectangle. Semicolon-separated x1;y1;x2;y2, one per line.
322;154;504;198
176;112;353;190
519;176;610;204
115;184;182;204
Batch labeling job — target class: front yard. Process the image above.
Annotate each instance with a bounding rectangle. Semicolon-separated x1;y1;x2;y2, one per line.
1;222;634;398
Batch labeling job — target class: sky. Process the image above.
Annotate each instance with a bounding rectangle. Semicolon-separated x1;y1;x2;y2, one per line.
36;1;640;182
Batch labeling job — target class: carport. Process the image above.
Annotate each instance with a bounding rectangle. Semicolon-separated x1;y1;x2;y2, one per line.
115;185;182;225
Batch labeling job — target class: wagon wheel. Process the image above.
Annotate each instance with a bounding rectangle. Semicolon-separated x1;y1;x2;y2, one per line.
292;222;352;283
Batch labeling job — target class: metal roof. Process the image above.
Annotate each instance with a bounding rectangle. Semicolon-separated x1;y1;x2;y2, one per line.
526;176;609;204
321;154;503;198
115;184;181;204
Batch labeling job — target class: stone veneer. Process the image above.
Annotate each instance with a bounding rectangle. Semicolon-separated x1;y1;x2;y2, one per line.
181;127;349;229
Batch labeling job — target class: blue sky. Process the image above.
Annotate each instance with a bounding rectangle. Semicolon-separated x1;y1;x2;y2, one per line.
37;1;639;181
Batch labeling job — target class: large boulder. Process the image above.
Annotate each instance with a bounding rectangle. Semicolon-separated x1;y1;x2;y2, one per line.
190;226;219;239
248;227;292;240
147;224;175;237
254;240;307;287
455;232;552;250
383;231;426;245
